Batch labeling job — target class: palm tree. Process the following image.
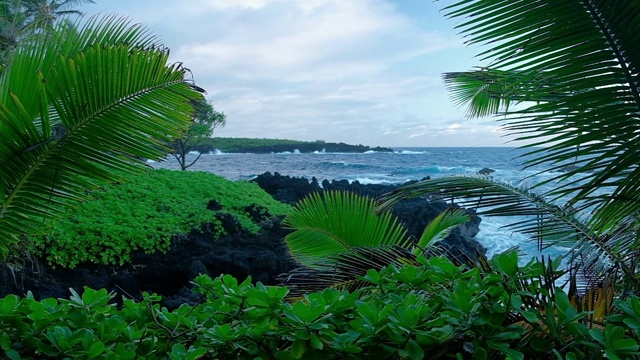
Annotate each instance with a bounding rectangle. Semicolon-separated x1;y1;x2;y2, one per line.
22;0;93;29
382;1;640;289
0;0;93;66
0;14;203;257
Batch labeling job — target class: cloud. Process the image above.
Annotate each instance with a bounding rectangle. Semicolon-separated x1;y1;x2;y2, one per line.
172;0;458;81
82;0;498;146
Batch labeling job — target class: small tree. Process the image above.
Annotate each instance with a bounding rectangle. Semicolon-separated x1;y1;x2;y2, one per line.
170;99;226;170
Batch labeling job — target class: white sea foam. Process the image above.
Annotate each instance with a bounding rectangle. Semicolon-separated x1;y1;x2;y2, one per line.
352;177;401;185
476;215;566;263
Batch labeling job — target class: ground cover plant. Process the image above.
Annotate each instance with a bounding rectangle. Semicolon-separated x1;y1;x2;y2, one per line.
2;253;640;359
32;169;291;268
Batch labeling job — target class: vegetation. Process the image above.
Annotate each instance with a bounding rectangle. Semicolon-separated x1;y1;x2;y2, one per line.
195;137;393;154
201;137;322;153
375;0;640;288
280;191;472;297
274;0;640;357
3;0;640;359
0;14;203;258
170;99;226;171
3;254;640;359
32;169;291;268
0;0;95;66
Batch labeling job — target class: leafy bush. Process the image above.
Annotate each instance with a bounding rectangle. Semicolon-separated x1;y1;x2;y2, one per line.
2;253;638;359
31;169;291;268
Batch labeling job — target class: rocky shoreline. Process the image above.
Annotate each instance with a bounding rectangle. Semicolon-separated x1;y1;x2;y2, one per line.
1;172;485;308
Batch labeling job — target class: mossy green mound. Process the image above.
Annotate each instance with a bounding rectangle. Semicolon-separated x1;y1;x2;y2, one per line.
33;169;291;268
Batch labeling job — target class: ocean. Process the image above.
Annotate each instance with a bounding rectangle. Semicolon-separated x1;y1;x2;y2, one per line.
149;147;568;261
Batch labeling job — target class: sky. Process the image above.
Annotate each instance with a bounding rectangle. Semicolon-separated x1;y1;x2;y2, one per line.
78;0;507;147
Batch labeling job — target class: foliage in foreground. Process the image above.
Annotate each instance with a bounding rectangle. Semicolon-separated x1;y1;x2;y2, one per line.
281;190;473;296
32;169;291;268
373;0;640;301
1;253;640;359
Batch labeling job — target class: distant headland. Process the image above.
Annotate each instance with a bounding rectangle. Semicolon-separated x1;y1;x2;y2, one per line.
193;137;394;154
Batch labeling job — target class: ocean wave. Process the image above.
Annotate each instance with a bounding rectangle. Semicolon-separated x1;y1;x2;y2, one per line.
317;161;376;171
476;216;567;262
392;165;469;175
396;150;427;154
351;177;409;185
274;149;303;154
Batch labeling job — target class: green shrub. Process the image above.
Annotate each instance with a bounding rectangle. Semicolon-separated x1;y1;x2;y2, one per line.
32;169;291;268
2;253;638;359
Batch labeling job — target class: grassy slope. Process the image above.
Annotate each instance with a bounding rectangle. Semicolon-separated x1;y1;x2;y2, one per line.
33;169;291;268
199;137;323;153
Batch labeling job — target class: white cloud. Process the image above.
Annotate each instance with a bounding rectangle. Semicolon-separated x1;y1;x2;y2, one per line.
172;0;457;82
81;0;499;146
198;0;281;11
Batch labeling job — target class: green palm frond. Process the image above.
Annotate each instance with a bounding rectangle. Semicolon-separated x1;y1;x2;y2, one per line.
283;191;411;268
415;208;470;256
379;175;638;278
282;191;481;296
439;0;640;234
443;69;561;118
0;15;202;256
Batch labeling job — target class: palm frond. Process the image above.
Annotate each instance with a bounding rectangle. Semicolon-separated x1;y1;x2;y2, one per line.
379;175;638;278
440;0;640;234
0;15;201;256
283;190;411;268
282;191;486;297
443;69;560;118
414;208;470;255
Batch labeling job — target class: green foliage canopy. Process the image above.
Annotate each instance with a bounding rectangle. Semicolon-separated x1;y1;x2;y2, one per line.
3;254;640;359
381;0;640;290
439;0;640;233
32;169;291;267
